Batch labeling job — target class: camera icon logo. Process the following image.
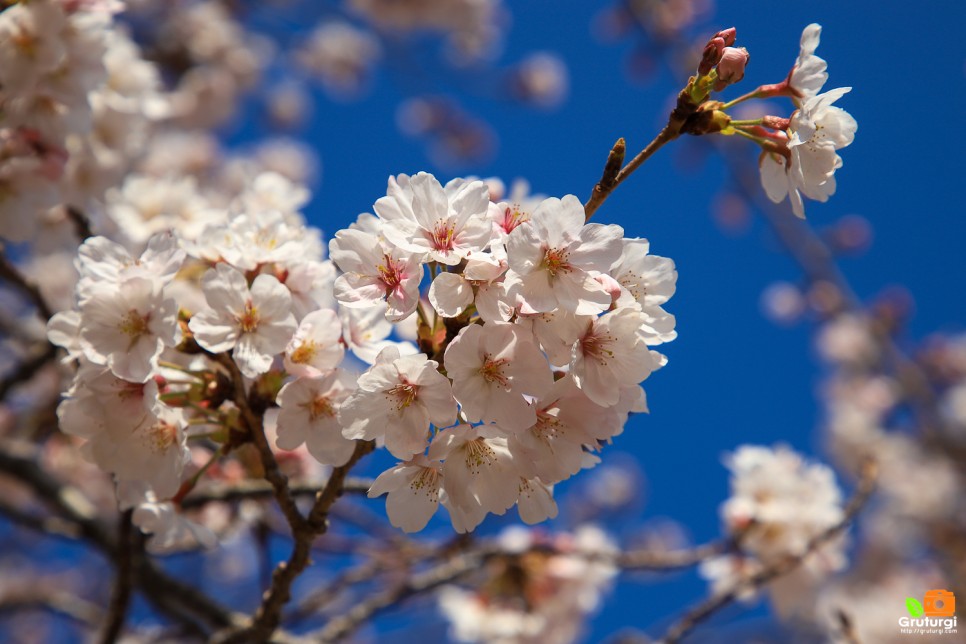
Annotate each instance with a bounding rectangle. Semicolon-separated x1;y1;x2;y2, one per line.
924;589;956;617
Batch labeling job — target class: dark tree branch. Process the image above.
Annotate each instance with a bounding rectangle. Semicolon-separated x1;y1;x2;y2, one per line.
179;477;373;509
0;248;54;321
214;440;375;643
99;509;137;644
213;353;307;532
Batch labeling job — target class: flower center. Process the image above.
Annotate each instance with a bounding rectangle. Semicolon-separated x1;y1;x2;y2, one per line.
500;205;529;234
119;309;150;338
386;381;419;410
430;220;456;253
480;353;510;388
289;340;318;365
308;395;334;421
542;247;571;277
237;301;260;333
580;328;615;366
377;255;404;292
463;438;496;474
409;467;440;501
146;419;178;453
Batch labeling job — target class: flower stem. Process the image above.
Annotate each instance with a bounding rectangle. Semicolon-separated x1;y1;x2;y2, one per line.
720;88;762;110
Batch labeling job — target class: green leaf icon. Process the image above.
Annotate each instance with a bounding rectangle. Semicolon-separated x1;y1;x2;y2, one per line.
906;597;925;617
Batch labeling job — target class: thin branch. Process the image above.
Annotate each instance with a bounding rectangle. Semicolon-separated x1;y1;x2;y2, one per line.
65;206;94;240
585;126;679;220
214;440;375;643
0;249;54;321
312;547;492;643
617;537;733;571
213;353;306;532
0;588;103;627
99;509;137;644
0;342;57;401
0;442;239;636
179;477;373;509
656;459;878;644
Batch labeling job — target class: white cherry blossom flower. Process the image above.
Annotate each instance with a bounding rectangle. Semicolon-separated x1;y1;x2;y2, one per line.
506;195;623;315
430;424;527;533
379;172;491;265
78;277;181;383
85;404;191;500
329;227;424;322
339;347;457;459
189;263;297;378
276;371;357;466
609;238;677;313
282;259;336;320
76;232;186;294
132;494;218;554
722;445;844;560
367;455;443;533
58;364;158;440
516;477;558;524
760;88;856;218
570;307;666;407
428;248;511;321
283;309;344;378
444;322;553;430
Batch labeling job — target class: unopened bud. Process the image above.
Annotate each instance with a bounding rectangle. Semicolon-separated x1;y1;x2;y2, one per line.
698;38;724;76
714;27;737;47
713;47;749;91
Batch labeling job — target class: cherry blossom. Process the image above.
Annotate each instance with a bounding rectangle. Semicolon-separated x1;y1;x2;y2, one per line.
329;227;424;322
339;347;457;459
78;276;181;383
570;307;667;407
283;308;345;378
444;322;553;430
188;263;297;378
367;455;443;533
506;194;624;315
378;171;491;265
276;370;358;466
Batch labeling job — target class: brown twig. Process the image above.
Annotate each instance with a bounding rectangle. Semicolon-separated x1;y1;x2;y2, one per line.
0;342;57;401
312;545;493;643
617;537;733;571
585;126;680;220
0;587;103;627
213;352;306;532
657;459;878;644
65;206;94;240
99;509;137;644
0;248;54;321
179;476;373;509
0;442;240;636
214;440;375;643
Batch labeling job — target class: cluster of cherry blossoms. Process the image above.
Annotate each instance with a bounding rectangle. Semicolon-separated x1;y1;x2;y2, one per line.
700;445;847;618
438;525;618;643
45;166;676;545
337;172;676;532
0;0;167;242
685;24;857;218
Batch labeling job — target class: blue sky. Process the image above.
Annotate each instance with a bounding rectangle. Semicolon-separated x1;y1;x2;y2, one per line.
225;1;966;639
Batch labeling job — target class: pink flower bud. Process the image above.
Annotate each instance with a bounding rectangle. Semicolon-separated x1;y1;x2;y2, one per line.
713;47;749;91
714;27;737;47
